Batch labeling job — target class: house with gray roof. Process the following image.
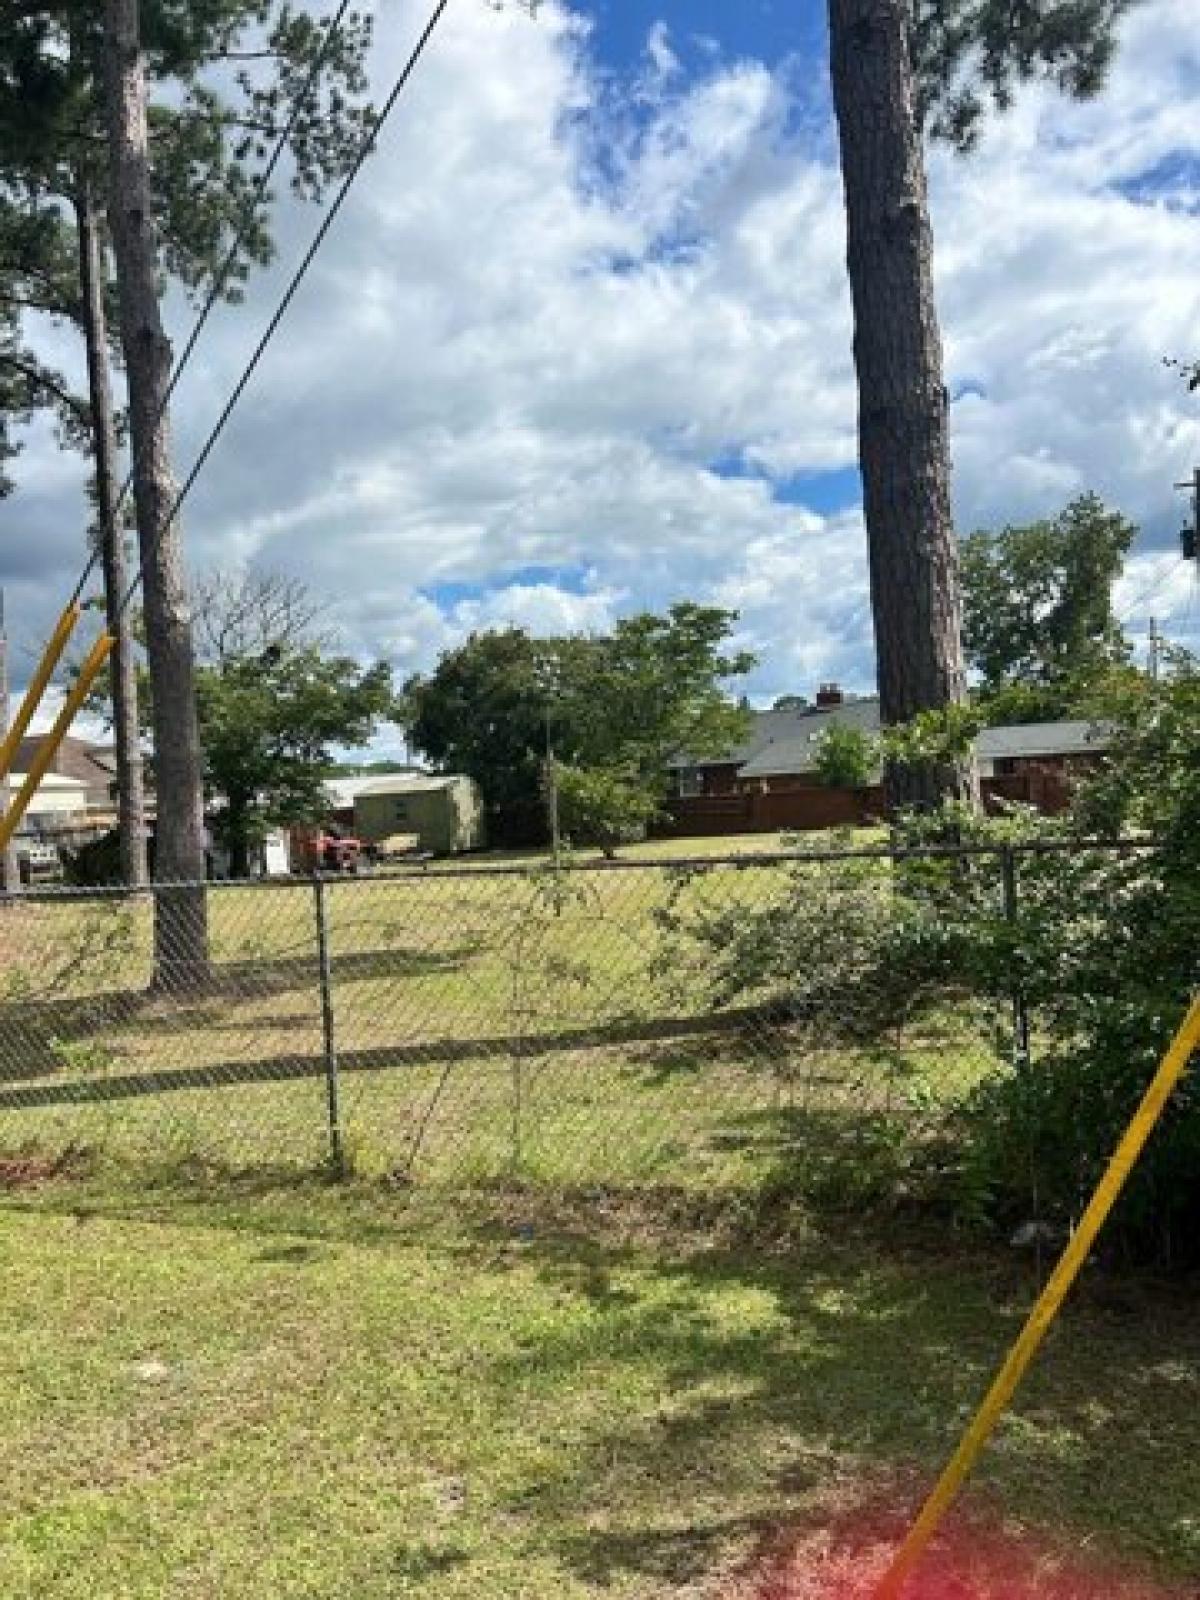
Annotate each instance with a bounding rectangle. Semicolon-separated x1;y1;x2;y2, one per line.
974;721;1108;775
670;686;1109;799
670;685;878;795
737;697;884;786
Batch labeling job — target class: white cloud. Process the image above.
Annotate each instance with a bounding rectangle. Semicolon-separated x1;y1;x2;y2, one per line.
643;21;680;87
2;0;1199;713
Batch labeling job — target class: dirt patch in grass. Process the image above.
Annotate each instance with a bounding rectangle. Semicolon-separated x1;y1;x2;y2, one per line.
0;1148;85;1189
726;1502;1198;1600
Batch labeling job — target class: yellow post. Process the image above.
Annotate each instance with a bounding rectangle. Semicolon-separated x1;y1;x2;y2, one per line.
0;631;114;858
0;602;83;782
875;992;1200;1600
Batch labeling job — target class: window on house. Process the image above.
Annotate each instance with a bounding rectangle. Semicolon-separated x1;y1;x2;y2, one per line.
677;769;703;798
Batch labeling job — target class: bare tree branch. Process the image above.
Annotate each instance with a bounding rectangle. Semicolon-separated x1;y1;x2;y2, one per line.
191;568;332;667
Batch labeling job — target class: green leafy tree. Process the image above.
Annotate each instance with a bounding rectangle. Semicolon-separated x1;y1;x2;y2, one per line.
912;0;1133;152
403;629;551;846
0;3;375;298
78;569;392;878
0;202;89;493
199;644;393;877
961;494;1135;720
813;723;877;788
560;603;755;785
403;605;754;845
554;763;660;859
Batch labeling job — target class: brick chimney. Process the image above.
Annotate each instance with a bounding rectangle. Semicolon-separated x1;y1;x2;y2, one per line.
815;682;844;708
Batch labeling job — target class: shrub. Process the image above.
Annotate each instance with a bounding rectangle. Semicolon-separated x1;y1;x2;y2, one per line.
949;656;1200;1261
554;764;659;858
657;659;1200;1264
813;724;877;788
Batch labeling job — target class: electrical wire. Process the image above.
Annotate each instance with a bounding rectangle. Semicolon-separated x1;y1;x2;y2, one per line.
1115;551;1185;627
118;0;453;616
69;0;357;605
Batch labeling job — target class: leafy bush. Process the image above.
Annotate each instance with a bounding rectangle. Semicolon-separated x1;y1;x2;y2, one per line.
813;724;877;788
951;655;1200;1260
656;851;957;1042
906;663;1200;1261
554;764;659;858
656;659;1200;1263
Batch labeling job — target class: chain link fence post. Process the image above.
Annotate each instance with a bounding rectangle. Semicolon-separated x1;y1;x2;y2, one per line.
1000;846;1031;1069
313;874;344;1176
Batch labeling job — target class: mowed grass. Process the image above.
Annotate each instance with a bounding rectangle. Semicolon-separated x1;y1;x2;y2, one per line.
0;1173;1197;1600
0;837;1192;1598
0;840;995;1184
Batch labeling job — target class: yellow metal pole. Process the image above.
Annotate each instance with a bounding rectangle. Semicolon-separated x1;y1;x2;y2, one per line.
875;992;1200;1600
0;631;113;858
0;602;83;782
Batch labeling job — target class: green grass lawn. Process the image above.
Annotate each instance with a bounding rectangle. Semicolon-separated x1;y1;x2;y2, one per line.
429;831;877;869
0;1172;1196;1600
1;835;1190;1598
0;840;993;1187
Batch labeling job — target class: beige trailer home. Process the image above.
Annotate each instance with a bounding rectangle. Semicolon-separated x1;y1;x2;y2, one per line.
353;774;485;855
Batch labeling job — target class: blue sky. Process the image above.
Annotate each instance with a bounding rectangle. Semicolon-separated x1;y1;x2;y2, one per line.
588;0;823;73
3;0;1199;733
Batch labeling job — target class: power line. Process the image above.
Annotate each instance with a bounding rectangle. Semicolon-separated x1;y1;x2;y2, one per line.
4;0;459;855
119;0;453;616
1116;551;1185;627
70;0;357;605
166;1;358;418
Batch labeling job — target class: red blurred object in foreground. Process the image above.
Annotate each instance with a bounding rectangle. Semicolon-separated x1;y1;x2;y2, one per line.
732;1506;1192;1600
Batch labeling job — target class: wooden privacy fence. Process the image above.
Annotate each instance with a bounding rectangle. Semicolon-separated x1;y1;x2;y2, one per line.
661;770;1073;838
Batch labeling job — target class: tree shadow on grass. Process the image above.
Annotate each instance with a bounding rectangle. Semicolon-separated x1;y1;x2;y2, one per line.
0;942;482;1082
489;1223;1200;1594
4;1169;1197;1594
0;1012;785;1114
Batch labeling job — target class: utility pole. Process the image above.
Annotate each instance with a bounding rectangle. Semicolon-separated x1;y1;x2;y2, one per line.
0;590;19;893
544;702;561;859
1175;467;1199;563
1148;617;1161;682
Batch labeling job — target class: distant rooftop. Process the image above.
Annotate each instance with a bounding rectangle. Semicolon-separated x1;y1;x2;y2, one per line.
669;686;876;771
976;721;1109;760
8;772;87;791
356;774;464;798
674;697;1111;783
737;699;883;778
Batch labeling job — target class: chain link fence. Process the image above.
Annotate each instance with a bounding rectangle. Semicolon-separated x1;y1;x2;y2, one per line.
0;842;1136;1196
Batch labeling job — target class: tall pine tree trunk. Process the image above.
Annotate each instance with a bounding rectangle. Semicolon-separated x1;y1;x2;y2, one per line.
827;0;976;813
101;0;208;982
0;591;17;894
73;174;148;888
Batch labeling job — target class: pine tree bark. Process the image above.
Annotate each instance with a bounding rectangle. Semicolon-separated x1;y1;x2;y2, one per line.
827;0;977;813
74;175;149;888
0;594;18;894
101;0;208;980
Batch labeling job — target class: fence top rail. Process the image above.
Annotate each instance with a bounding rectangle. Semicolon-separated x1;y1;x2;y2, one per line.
0;834;1159;903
